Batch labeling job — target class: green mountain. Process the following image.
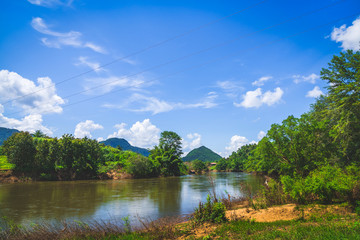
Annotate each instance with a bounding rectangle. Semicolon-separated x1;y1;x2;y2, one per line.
0;127;19;145
100;138;150;157
182;146;222;162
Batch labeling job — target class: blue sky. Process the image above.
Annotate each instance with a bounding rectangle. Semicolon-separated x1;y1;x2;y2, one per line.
0;0;359;156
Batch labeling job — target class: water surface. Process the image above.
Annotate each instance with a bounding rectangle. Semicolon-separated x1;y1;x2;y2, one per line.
0;172;263;225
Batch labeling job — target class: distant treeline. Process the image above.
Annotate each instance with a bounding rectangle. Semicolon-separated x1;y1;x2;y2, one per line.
2;131;187;180
217;50;360;204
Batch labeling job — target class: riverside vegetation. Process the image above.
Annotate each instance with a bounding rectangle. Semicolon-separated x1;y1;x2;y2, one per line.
0;131;187;181
0;50;360;239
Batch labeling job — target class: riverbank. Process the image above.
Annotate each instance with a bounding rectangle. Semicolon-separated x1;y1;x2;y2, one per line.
1;202;359;239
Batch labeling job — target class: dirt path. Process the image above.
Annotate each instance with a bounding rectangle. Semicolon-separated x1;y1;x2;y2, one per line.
226;204;301;222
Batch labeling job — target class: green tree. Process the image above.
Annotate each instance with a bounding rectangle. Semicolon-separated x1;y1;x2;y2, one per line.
149;131;185;176
191;159;207;174
159;131;183;158
320;50;360;164
3;132;36;173
32;130;47;138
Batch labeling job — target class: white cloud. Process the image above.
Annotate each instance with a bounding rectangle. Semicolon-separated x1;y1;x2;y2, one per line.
182;133;201;152
84;76;147;94
331;16;360;51
107;119;160;148
293;73;319;84
31;17;106;54
257;130;266;140
224;135;250;156
104;92;218;115
0;70;64;115
0;107;53;135
74;120;103;138
252;76;272;87
75;56;104;73
306;86;324;98
234;87;283;108
28;0;73;7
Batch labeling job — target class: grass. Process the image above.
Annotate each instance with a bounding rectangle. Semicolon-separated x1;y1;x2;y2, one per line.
1;206;359;240
0;155;14;170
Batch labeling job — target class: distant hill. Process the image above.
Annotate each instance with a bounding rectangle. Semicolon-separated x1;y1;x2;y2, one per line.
0;127;19;145
100;138;150;157
182;146;222;162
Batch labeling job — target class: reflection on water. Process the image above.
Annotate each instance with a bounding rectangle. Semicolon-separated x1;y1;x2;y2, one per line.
0;172;263;225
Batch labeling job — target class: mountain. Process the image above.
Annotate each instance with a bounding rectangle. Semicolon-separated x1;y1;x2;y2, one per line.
100;138;150;157
182;146;222;162
0;127;19;145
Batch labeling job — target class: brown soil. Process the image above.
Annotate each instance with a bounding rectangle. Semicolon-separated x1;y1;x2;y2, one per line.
105;170;133;180
226;204;300;222
179;203;354;239
0;170;20;183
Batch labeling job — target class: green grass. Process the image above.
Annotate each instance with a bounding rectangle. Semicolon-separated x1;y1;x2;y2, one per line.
0;155;14;170
193;217;360;240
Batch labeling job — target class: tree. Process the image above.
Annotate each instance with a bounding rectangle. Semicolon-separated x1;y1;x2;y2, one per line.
3;132;36;173
320;50;360;164
159;131;183;158
191;159;207;174
149;131;185;176
32;130;47;138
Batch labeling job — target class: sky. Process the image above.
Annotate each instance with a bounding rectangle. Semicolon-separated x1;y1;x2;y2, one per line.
0;0;359;156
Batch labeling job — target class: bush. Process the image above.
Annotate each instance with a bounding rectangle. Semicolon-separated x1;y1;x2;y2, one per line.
125;154;154;178
192;195;227;225
282;165;357;204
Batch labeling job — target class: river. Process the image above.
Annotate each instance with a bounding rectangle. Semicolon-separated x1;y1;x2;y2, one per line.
0;172;263;226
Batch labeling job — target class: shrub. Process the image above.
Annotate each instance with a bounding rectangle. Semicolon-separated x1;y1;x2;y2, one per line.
192;195;227;225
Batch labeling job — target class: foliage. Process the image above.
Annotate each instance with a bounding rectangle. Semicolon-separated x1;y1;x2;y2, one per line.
125;153;155;178
0;155;14;170
182;146;221;162
320;50;360;164
3;132;36;173
281;165;358;204
192;195;227;225
159;131;183;158
149;131;186;176
215;158;230;171
191;159;207;174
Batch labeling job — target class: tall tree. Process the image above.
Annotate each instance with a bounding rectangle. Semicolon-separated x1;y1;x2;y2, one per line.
149;131;185;176
320;50;360;164
3;132;36;173
159;131;183;158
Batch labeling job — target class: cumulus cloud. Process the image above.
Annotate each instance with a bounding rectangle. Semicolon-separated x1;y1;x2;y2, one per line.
108;119;160;148
74;120;103;138
257;130;266;140
252;76;272;87
182;133;201;152
0;106;53;135
293;73;319;84
306;86;324;98
0;70;64;115
31;17;106;53
104;92;218;115
224;135;248;156
28;0;73;7
234;87;283;108
330;16;360;51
